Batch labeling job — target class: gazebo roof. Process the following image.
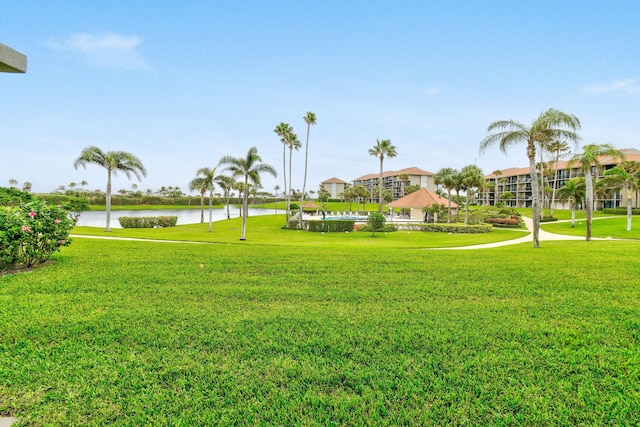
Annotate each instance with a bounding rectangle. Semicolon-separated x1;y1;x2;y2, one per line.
302;201;320;209
387;188;457;209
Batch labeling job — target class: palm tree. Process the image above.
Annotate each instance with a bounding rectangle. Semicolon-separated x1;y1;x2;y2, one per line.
569;144;622;241
74;146;146;231
557;177;586;228
460;165;484;224
434;167;457;223
398;173;409;197
219;147;277;240
368;139;397;213
547;140;570;216
480;108;581;248
287;133;302;222
214;175;235;220
300;112;317;226
274;122;295;222
602;160;640;231
190;167;217;231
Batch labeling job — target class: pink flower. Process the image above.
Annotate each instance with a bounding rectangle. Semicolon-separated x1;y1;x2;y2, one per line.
21;226;31;232
60;240;66;245
28;211;36;217
54;219;61;224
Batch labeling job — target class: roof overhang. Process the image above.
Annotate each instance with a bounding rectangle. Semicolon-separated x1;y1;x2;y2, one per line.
0;43;27;73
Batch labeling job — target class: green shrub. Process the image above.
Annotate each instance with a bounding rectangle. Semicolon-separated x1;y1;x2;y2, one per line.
118;216;178;228
603;208;640;215
540;216;558;222
355;223;398;233
397;223;492;233
366;212;386;236
308;220;355;233
0;187;34;206
0;199;74;269
485;217;520;226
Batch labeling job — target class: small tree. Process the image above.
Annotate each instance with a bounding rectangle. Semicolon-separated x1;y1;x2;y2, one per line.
367;212;386;237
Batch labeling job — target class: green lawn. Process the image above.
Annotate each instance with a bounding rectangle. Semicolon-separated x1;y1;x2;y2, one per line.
1;218;639;425
542;216;640;239
71;215;526;248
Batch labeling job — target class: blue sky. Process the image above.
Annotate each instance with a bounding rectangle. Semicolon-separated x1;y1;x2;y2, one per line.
2;1;640;195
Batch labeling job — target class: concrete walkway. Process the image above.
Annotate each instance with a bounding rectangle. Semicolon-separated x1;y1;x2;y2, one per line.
428;216;612;250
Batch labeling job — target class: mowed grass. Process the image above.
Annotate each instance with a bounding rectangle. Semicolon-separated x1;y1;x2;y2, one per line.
71;214;526;248
1;231;640;425
542;216;640;239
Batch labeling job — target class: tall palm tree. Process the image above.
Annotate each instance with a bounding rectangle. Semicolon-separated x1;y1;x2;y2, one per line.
460;165;484;224
190;167;217;230
215;175;235;219
398;173;409;197
188;175;209;224
569;144;622;241
219;147;277;240
288;133;301;222
274;122;295;222
368;139;397;213
480;108;581;248
548;140;570;216
434;167;457;223
602;160;640;231
74;146;146;231
557;177;586;228
300;112;317;225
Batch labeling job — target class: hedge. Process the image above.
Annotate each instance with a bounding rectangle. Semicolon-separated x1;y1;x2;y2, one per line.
485;217;520;226
118;216;178;228
308;220;355;232
603;208;640;215
396;223;492;233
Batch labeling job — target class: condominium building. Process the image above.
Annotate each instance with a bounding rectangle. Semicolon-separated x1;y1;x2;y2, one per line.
352;166;436;203
320;177;348;199
483;148;640;210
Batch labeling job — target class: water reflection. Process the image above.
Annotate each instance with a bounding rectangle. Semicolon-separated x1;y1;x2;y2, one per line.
76;207;275;228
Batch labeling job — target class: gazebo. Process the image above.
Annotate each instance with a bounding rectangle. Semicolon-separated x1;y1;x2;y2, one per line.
302;200;321;215
387;188;458;220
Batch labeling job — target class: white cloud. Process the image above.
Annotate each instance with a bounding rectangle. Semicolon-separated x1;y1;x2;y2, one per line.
47;32;150;70
583;78;640;95
422;86;441;96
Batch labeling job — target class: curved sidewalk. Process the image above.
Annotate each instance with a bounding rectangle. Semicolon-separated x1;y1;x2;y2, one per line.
429;216;587;250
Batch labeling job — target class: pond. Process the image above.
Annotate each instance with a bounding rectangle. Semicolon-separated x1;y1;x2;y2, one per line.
76;207;276;228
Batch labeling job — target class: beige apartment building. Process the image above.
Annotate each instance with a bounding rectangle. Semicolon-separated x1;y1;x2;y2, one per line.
483;148;640;210
321;167;436;203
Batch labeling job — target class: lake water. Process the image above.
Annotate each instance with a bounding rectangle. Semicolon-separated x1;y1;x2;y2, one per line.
76;207;277;228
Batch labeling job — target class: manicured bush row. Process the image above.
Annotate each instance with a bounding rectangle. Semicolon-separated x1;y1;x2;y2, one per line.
603;208;640;215
308;220;355;232
355;223;398;232
485;217;520;225
540;216;558;222
397;223;492;233
118;216;178;228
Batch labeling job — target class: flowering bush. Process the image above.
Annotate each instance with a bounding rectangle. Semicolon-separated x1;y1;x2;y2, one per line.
0;200;74;270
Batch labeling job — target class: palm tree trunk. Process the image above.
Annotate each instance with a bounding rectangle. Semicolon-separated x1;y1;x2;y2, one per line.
550;151;560;217
240;177;248;240
585;169;593;241
226;190;231;219
528;153;541;248
627;189;632;231
288;147;293;223
282;144;288;223
208;191;213;232
300;123;311;228
378;157;384;213
571;203;576;228
105;169;112;232
447;189;452;223
200;192;205;223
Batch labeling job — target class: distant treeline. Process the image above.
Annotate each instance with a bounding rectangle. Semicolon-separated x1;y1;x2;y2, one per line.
35;193;276;206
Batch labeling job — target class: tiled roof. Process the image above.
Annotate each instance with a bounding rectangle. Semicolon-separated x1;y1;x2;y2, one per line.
484;148;640;178
387;188;458;209
321;177;347;184
353;166;434;182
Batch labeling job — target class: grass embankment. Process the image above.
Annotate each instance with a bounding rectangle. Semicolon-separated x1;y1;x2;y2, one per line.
541;216;640;239
2;216;639;425
71;215;525;248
